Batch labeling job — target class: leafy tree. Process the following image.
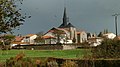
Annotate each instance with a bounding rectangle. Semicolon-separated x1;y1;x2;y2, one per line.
0;41;2;45
72;37;76;43
35;31;45;44
0;0;30;49
0;0;27;34
0;34;15;45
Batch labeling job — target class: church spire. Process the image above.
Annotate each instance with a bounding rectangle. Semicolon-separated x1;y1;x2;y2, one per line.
63;7;68;26
59;7;69;28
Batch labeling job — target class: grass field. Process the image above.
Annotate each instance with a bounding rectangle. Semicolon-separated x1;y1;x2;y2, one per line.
0;49;91;62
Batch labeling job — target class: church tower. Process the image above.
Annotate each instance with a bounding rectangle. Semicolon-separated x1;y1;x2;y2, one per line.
63;7;68;26
58;7;77;43
59;7;68;28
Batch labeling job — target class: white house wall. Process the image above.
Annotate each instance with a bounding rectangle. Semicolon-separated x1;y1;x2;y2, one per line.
22;35;37;44
30;35;37;44
80;32;87;43
103;33;116;39
44;39;57;44
22;38;30;43
44;32;55;37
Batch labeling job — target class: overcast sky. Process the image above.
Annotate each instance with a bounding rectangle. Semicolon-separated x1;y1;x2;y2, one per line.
14;0;120;35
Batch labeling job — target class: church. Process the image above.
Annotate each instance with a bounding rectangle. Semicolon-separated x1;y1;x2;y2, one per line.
42;7;87;44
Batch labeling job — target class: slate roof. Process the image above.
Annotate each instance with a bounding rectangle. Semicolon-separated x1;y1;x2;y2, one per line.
58;7;75;28
59;23;75;28
66;23;75;28
59;24;65;28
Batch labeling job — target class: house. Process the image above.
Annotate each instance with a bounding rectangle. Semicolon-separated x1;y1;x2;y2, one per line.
87;33;103;46
88;37;103;46
10;36;28;47
114;36;120;40
103;33;116;39
42;7;87;44
43;27;74;44
87;33;97;39
77;31;87;43
42;35;56;44
11;34;37;47
22;34;37;45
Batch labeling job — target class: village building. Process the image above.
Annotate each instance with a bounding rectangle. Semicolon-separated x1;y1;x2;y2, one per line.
22;34;37;45
11;36;25;47
77;31;87;43
43;7;87;44
11;34;37;47
103;33;116;39
88;37;103;46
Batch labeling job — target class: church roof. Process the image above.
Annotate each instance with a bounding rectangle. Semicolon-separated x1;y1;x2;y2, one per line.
58;7;75;28
48;27;67;34
58;23;65;28
59;23;75;28
66;23;75;28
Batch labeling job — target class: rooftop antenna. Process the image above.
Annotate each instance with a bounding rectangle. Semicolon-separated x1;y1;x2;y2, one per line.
112;13;120;37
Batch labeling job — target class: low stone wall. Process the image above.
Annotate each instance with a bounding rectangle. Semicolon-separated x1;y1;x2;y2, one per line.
62;45;77;50
12;44;86;50
14;45;63;50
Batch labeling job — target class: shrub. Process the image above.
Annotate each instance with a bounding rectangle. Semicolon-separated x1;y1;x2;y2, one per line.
61;60;78;67
46;57;58;67
5;53;36;67
92;39;120;59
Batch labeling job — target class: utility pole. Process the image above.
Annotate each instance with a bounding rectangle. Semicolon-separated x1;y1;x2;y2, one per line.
112;13;120;37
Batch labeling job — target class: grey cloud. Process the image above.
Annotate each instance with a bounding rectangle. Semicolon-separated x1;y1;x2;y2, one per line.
14;0;120;35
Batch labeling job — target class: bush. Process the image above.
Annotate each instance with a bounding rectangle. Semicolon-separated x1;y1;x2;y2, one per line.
61;60;78;67
46;57;58;67
92;39;120;58
5;53;36;67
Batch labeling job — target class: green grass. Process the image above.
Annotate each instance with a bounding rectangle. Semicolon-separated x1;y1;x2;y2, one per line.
0;49;91;62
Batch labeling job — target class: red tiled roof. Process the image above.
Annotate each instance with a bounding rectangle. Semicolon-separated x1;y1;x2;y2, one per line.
114;36;120;40
117;36;120;40
48;28;66;34
15;36;24;42
11;42;29;44
48;30;54;33
42;36;55;39
26;34;36;37
77;31;84;34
